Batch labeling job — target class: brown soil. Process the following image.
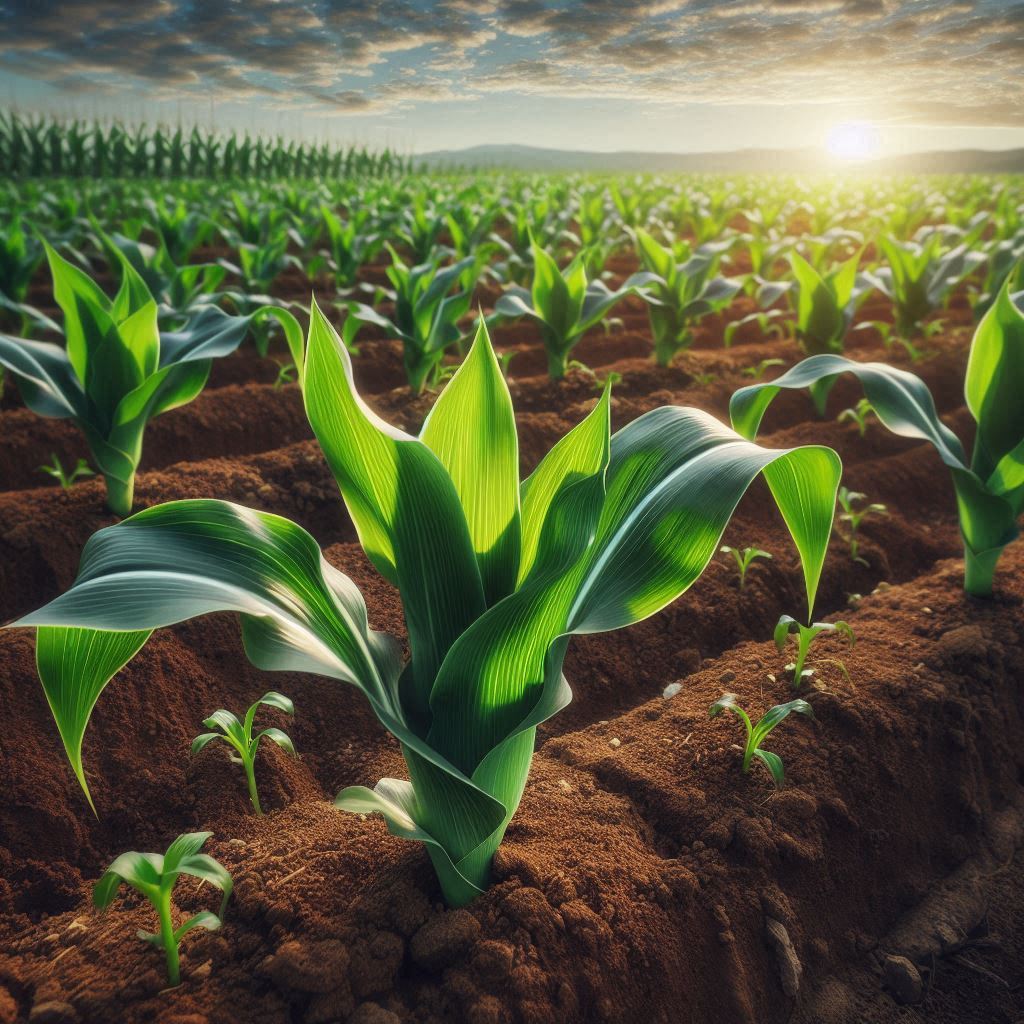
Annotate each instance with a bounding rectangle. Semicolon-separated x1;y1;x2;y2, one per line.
1;285;1022;1024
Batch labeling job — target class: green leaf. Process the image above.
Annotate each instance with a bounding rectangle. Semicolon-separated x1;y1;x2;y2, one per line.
173;911;222;942
421;321;521;604
173;853;233;919
93;851;162;908
752;747;786;787
16;501;403;805
36;626;152;812
257;727;295;756
190;733;222;755
965;280;1024;482
303;299;485;727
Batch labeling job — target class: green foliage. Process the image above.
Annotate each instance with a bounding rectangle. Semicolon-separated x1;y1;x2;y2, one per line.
93;832;232;986
494;238;653;378
731;279;1024;595
869;233;985;338
837;398;876;437
837;486;887;565
708;692;813;787
38;452;94;490
192;692;296;815
0;243;300;515
741;357;785;380
13;314;841;907
774;614;855;686
719;545;772;589
344;246;474;393
633;228;742;365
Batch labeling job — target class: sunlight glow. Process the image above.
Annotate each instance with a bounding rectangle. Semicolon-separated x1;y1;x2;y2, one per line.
824;121;880;163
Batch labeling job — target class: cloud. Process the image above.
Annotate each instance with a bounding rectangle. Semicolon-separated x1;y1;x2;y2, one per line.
0;0;1020;127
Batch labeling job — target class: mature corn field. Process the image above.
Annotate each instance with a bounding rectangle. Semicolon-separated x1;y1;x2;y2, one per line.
1;121;1023;1024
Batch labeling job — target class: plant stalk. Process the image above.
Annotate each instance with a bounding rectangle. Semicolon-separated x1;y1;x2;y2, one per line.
158;887;180;986
103;472;135;518
963;544;1001;598
244;757;263;816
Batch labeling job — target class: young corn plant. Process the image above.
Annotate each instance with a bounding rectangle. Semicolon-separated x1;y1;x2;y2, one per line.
775;615;855;686
12;312;841;908
731;280;1024;596
837;486;887;565
192;692;296;816
720;545;772;589
343;246;475;393
632;228;742;366
837;398;876;437
94;832;232;987
708;693;813;788
0;243;299;515
493;239;653;379
788;249;869;414
868;233;985;338
39;452;94;490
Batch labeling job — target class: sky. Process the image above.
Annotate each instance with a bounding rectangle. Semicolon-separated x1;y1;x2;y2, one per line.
1;0;1022;157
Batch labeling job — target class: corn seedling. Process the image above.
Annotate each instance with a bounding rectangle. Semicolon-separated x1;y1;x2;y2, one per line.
191;692;296;815
837;486;887;565
0;243;300;515
837;398;876;437
344;246;474;393
732;280;1024;596
494;238;653;378
775;615;855;686
741;357;785;380
724;310;788;349
93;832;232;986
273;361;297;389
632;228;742;366
720;545;772;589
788;249;871;413
38;452;94;490
708;693;813;788
868;234;985;338
12;311;841;907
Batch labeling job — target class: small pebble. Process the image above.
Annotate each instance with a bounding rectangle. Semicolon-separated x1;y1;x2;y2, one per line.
663;682;682;699
557;779;572;793
921;606;932;614
719;670;736;684
608;738;621;749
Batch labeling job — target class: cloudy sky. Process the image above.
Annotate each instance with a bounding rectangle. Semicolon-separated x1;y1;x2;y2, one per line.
1;0;1022;156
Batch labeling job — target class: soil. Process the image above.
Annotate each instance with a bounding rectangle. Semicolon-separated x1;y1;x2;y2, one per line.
1;272;1022;1024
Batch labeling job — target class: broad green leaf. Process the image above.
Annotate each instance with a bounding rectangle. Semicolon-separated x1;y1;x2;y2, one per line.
303;299;485;726
420;321;521;604
36;626;152;812
965;281;1024;480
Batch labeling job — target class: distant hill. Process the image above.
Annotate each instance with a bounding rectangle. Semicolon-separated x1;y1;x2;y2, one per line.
419;143;1024;174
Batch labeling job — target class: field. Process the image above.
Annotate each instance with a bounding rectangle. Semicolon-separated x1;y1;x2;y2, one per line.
0;126;1023;1024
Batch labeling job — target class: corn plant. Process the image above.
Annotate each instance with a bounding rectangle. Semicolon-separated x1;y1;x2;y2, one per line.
708;693;813;787
343;247;475;393
494;239;654;378
837;486;887;565
0;242;299;515
316;205;380;290
11;312;841;907
720;545;772;589
632;229;742;366
731;280;1024;596
775;615;855;686
192;692;295;816
94;832;232;986
788;249;870;413
741;358;785;380
39;453;94;490
869;234;985;338
837;398;876;437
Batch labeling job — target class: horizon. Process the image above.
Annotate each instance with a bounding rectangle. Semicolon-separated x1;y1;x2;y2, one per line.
1;1;1022;164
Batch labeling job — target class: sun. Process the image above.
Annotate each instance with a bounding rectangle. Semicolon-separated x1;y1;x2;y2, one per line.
824;121;880;162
